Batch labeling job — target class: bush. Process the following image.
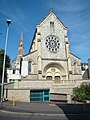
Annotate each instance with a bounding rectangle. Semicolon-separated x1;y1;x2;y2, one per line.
73;83;90;102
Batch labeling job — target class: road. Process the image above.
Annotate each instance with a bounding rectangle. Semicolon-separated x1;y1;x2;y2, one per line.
0;110;90;120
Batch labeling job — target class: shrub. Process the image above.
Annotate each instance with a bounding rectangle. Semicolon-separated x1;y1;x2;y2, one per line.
73;83;90;102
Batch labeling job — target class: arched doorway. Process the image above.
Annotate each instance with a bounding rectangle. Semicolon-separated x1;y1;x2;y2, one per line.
46;72;53;80
46;76;52;80
43;62;66;81
54;72;61;83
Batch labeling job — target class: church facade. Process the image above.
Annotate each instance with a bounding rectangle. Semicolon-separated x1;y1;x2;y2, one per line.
6;10;83;103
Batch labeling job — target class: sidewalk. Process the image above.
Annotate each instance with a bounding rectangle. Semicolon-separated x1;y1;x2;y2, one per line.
1;101;90;114
1;101;64;114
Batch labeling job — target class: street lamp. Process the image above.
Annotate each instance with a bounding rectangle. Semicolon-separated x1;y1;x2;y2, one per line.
0;19;11;106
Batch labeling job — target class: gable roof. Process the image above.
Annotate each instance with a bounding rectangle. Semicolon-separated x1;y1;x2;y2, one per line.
70;52;81;59
39;9;67;29
29;28;37;52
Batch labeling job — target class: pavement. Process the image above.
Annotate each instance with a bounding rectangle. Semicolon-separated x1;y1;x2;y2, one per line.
0;101;90;115
1;101;64;114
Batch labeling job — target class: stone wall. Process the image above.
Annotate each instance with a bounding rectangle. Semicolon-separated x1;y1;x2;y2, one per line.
39;13;67;60
5;89;30;102
4;79;87;102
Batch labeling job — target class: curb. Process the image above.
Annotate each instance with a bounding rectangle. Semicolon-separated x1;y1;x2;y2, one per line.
1;107;63;115
1;109;65;116
1;107;90;116
1;109;90;117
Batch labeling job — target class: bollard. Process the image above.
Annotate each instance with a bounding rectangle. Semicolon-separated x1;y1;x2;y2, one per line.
12;96;16;107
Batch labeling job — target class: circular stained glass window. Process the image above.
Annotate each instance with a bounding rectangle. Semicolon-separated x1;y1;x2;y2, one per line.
45;35;60;52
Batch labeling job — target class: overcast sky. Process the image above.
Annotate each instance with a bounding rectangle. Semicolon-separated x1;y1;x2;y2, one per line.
0;0;90;63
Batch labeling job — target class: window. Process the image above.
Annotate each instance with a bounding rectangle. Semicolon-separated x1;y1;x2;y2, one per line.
55;76;60;81
13;70;15;74
50;21;54;28
45;35;60;52
50;21;54;33
28;61;31;73
46;76;52;80
73;62;77;74
9;79;15;83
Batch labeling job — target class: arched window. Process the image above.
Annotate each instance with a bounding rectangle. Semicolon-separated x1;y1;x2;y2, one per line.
28;61;31;74
50;21;54;34
73;62;77;74
55;76;60;81
46;76;52;80
50;21;54;29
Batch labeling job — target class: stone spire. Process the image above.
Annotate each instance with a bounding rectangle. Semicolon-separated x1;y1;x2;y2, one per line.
18;32;24;57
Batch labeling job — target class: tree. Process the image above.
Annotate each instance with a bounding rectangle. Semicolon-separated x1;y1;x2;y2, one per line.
0;49;10;83
73;83;90;103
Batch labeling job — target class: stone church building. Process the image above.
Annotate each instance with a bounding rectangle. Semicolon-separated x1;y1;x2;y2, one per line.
6;10;83;103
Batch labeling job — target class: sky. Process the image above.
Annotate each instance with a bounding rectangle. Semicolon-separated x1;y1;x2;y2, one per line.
0;0;90;63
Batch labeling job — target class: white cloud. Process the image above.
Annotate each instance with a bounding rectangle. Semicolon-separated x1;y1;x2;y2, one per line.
0;0;26;27
52;0;90;12
0;1;32;37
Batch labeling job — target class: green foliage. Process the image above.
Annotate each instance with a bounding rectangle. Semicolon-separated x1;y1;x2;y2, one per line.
73;83;90;102
0;49;10;83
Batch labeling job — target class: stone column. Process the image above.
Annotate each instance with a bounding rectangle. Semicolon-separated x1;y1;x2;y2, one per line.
65;35;72;79
65;30;69;58
67;94;71;103
68;58;72;73
37;32;42;79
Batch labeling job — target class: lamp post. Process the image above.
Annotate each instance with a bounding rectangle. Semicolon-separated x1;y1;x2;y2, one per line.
0;19;11;107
